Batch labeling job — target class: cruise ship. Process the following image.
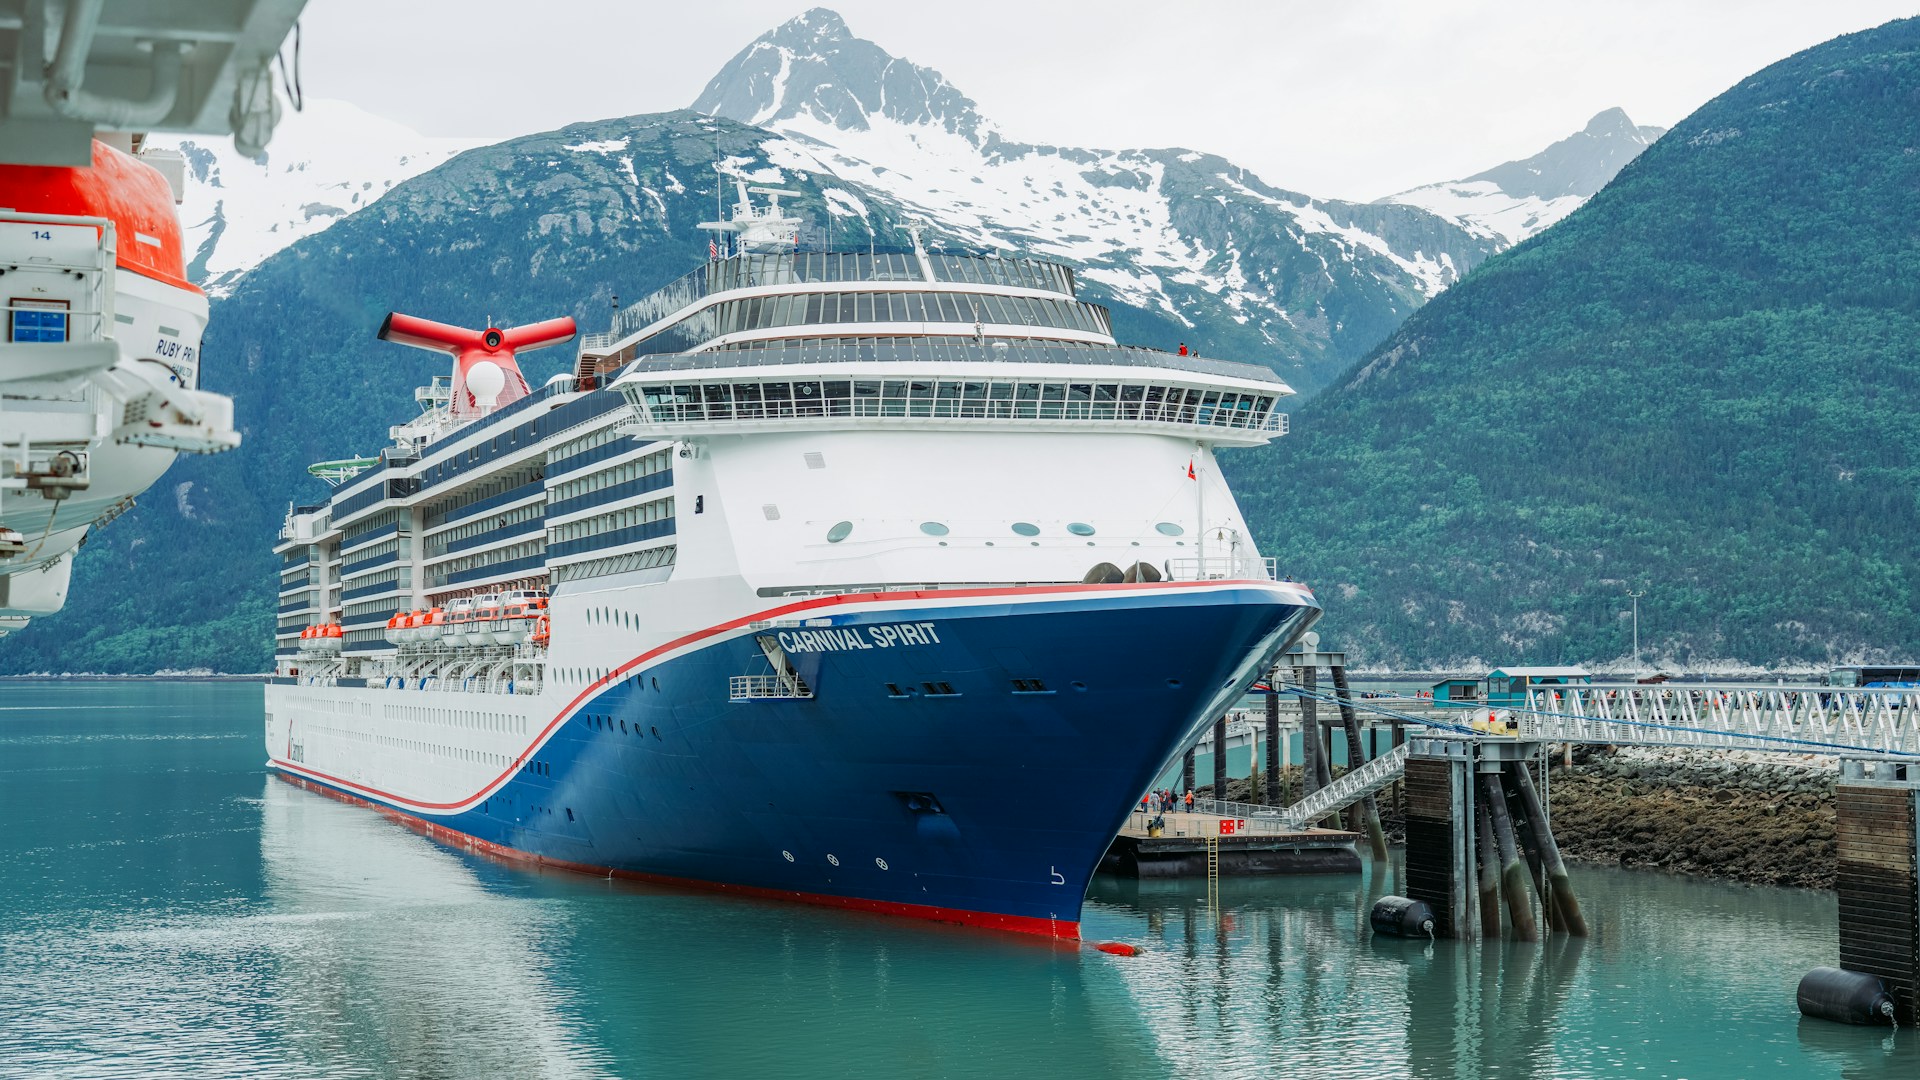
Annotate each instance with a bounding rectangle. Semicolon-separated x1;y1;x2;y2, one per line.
266;187;1320;937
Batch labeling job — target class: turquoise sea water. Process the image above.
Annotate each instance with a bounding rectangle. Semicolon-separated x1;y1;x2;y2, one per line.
1;679;1913;1079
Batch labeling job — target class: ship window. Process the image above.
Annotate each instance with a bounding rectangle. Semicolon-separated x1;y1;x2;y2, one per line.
918;522;949;537
9;299;69;343
1156;522;1185;536
826;521;853;543
1011;522;1040;537
1067;522;1095;537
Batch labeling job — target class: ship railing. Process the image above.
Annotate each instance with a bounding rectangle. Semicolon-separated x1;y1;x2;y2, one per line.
625;394;1285;433
0;210;117;348
1164;555;1279;582
728;674;814;701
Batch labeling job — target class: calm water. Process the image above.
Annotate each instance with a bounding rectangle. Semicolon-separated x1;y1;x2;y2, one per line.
1;680;1912;1079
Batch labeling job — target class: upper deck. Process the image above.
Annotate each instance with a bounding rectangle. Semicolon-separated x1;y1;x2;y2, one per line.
581;248;1113;374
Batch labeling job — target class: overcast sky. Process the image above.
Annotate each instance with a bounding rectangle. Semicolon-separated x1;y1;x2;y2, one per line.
298;0;1919;201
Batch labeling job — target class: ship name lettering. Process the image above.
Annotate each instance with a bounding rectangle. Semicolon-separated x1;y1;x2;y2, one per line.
776;622;941;653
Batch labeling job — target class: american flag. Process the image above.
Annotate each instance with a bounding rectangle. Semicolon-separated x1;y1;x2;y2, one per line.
709;238;719;260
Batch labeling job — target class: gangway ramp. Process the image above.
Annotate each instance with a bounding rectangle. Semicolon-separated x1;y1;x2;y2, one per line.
1276;743;1410;828
1520;683;1920;757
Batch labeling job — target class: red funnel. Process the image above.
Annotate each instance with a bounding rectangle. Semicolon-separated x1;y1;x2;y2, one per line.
378;313;577;417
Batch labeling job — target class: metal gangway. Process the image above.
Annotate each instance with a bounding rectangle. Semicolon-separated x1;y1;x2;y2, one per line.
1274;743;1410;828
1253;682;1919;831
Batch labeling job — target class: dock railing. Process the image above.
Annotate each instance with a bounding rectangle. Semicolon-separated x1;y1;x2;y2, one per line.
1521;682;1920;756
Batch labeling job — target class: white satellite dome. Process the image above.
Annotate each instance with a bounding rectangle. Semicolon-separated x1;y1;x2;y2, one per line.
466;360;508;409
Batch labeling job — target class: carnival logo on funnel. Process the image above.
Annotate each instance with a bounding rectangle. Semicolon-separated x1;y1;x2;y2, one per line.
378;312;577;416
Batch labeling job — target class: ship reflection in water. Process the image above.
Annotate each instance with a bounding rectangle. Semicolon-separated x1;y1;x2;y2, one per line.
1;682;1916;1079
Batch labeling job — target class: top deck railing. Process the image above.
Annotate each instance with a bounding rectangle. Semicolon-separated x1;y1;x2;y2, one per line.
611;250;1077;339
612;340;1287;385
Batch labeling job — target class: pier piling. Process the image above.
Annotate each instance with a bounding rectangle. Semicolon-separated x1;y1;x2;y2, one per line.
1298;665;1323;806
1265;684;1281;807
1212;714;1228;802
1475;800;1502;939
1332;666;1390;861
1511;758;1586;936
1480;769;1538;941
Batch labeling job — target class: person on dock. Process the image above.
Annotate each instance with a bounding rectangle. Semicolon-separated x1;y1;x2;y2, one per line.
1185;790;1194;812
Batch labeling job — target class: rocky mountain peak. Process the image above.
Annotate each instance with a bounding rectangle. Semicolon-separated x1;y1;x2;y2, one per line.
691;7;992;146
1460;108;1667;201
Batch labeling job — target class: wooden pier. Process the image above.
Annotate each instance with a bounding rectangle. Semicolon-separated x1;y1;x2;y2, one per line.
1100;811;1360;878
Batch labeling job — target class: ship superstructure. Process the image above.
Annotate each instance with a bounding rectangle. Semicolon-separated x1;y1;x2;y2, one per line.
266;199;1320;937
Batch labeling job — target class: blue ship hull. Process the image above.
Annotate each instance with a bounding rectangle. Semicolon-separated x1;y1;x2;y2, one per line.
274;582;1318;936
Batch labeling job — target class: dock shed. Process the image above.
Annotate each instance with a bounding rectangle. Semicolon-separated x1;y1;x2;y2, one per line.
1430;677;1482;708
1485;666;1591;707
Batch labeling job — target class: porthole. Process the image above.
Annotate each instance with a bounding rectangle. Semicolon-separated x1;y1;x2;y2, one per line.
1067;522;1095;536
919;522;949;536
826;521;853;543
1156;522;1185;536
1010;522;1040;537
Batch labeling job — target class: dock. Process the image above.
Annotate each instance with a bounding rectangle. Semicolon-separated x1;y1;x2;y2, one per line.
1100;810;1360;878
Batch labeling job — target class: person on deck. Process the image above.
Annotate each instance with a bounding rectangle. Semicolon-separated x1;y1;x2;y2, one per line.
1177;342;1188;356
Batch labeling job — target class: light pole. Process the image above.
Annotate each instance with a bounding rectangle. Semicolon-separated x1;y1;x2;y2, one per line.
1626;589;1644;663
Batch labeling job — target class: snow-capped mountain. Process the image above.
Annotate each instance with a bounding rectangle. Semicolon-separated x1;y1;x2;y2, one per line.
148;8;1650;391
691;8;1498;391
1385;108;1666;245
152;100;488;294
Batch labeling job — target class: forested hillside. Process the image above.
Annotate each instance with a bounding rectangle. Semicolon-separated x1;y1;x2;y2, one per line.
1228;17;1920;668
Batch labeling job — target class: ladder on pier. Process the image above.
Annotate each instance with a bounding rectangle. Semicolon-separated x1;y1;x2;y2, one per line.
1278;742;1410;828
1205;835;1220;909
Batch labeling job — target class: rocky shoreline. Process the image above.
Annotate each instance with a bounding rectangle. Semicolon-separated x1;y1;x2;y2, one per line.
1196;745;1839;890
1542;746;1836;889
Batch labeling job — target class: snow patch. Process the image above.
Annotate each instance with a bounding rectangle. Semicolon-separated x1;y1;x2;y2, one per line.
562;137;630;154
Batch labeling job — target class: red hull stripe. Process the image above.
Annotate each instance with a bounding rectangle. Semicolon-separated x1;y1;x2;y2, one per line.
274;770;1081;941
279;578;1296;813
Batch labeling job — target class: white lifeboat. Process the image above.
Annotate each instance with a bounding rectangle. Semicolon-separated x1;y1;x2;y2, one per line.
472;593;505;646
443;599;474;646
